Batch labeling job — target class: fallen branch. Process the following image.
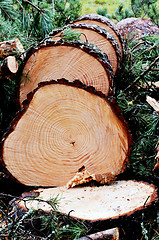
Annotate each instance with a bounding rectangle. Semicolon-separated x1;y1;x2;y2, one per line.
76;227;119;240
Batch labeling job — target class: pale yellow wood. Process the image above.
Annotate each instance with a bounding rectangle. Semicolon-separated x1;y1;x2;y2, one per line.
20;45;111;105
3;83;129;186
75;19;123;57
17;180;157;221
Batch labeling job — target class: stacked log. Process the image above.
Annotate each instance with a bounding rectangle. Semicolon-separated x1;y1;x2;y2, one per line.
0;13;158;239
19;40;113;106
2;80;130;186
50;23;121;75
72;13;124;57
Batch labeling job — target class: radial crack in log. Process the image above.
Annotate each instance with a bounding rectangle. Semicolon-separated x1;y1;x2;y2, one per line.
72;13;124;57
2;79;131;186
15;180;158;223
19;40;113;106
66;165;117;188
50;23;121;75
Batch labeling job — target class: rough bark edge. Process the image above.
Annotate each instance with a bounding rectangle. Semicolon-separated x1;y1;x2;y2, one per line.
116;18;159;39
50;23;121;73
18;39;114;97
0;78;133;186
71;13;125;55
13;180;158;225
0;38;25;60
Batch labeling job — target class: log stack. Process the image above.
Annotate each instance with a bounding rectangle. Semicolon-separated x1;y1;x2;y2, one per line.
0;13;158;239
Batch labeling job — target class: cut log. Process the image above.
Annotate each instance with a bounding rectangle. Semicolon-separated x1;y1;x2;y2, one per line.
116;18;159;39
19;40;113;106
50;23;121;75
15;180;158;222
0;56;18;76
72;14;124;57
76;227;119;240
1;79;131;186
0;38;25;60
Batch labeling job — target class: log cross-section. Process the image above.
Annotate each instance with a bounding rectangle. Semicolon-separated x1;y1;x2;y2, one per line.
19;40;113;106
50;23;121;75
2;80;131;187
16;180;158;222
72;13;124;57
0;56;18;77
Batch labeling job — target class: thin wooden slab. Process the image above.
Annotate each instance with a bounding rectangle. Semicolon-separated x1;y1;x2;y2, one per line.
16;180;158;222
2;80;130;186
73;13;124;57
19;40;113;106
50;23;121;75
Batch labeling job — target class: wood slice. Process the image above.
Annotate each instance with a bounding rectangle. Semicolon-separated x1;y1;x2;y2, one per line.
0;56;18;76
0;38;25;60
116;18;159;39
19;40;113;106
2;80;131;186
50;23;121;75
15;180;158;222
72;14;124;57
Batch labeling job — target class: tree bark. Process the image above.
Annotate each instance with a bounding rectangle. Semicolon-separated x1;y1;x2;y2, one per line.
116;18;159;39
1;79;131;187
19;40;113;106
50;23;121;75
0;38;25;60
72;13;124;57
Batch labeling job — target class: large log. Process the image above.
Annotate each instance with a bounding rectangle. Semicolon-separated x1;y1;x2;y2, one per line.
19;40;113;106
72;14;124;57
1;79;131;186
15;180;158;223
50;23;121;75
116;18;159;39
